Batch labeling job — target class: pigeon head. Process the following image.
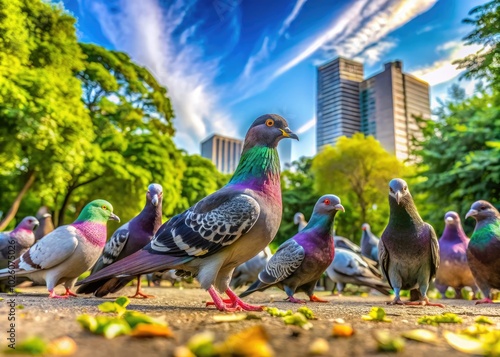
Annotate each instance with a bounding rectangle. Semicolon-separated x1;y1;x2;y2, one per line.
243;114;298;150
444;211;461;226
313;195;345;216
76;199;120;224
147;183;163;207
293;212;305;225
18;216;39;231
388;178;410;205
465;200;500;222
362;223;371;231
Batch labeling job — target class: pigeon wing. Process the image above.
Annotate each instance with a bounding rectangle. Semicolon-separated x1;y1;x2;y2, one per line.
17;226;79;271
258;239;305;284
101;223;130;265
149;192;260;258
378;239;392;289
426;223;440;282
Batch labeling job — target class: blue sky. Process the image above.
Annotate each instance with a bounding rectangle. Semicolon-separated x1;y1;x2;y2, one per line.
64;0;485;160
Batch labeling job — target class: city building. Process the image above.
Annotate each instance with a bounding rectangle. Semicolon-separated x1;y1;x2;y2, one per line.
200;134;243;174
316;57;364;151
317;58;431;160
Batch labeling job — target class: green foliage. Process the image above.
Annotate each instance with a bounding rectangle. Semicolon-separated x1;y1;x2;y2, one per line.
454;0;500;90
415;86;500;233
273;157;317;249
311;133;407;242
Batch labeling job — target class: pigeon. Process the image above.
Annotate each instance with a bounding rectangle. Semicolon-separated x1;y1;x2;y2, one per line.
361;223;379;261
34;207;54;241
0;200;119;298
240;194;344;303
465;200;500;304
294;212;308;232
0;216;39;260
230;247;272;289
77;184;163;298
325;247;391;295
76;114;298;311
378;178;443;307
435;211;478;299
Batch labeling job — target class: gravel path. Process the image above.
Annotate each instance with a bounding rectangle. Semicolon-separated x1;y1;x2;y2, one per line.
1;285;499;356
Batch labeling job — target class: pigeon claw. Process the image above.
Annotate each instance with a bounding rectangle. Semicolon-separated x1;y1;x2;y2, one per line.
386;297;405;305
129;291;155;299
62;288;78;297
206;299;232;306
49;290;69;299
475;298;494;305
286;296;307;304
404;297;445;308
309;294;328;303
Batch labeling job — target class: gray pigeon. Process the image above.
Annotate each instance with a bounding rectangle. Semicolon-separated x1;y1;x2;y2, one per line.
230;247;272;289
325;247;391;295
361;223;379;262
77;184;163;298
240;195;344;303
34;207;54;241
76;114;298;311
294;212;308;232
435;211;478;299
379;178;443;307
0;200;119;298
0;216;39;261
465;200;500;304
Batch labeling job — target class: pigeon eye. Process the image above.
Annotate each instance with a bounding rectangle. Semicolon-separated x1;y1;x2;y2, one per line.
324;199;331;205
101;205;107;210
390;188;394;193
403;186;407;190
266;119;274;127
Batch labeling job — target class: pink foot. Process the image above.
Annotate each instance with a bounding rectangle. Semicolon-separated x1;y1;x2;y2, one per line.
62;288;78;297
207;287;241;312
225;288;264;311
475;298;494;305
49;290;68;299
309;294;328;303
386;297;404;305
405;297;445;308
206;298;232;307
129;290;155;299
286;296;306;304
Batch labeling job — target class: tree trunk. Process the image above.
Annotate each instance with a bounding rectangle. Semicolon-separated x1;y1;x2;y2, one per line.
0;171;36;230
57;175;101;226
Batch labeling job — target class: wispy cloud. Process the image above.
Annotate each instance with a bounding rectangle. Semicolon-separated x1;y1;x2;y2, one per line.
354;39;398;66
410;40;483;86
278;0;308;37
296;116;316;134
85;0;239;153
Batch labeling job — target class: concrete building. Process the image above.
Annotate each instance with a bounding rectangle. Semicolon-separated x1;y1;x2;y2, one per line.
316;57;364;151
200;134;243;174
317;58;430;160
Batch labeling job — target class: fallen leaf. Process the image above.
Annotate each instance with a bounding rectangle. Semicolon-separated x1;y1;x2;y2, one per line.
173;346;196;357
216;325;274;357
475;316;494;325
297;306;316;320
309;338;329;355
186;331;216;357
332;323;355;337
418;313;462;326
283;313;313;330
264;307;293;317
123;311;166;328
131;323;174;338
401;329;439;345
373;330;405;352
213;313;249;323
362;307;392;322
47;336;78;356
4;336;47;355
443;331;485;355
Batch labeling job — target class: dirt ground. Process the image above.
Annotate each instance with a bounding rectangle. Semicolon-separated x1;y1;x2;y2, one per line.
1;284;499;357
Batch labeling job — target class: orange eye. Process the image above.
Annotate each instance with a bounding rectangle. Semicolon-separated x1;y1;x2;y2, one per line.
324;199;330;205
266;119;274;127
102;205;107;210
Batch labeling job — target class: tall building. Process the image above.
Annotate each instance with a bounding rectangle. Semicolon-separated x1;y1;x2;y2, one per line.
317;58;431;160
200;134;243;174
316;57;364;151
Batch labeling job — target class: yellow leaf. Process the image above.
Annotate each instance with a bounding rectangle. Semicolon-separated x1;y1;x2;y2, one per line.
48;337;78;356
130;323;175;338
212;313;249;323
309;338;329;355
332;324;355;337
443;331;485;355
216;325;274;357
401;329;439;345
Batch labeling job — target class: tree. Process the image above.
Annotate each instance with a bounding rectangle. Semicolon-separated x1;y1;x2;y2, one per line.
311;133;407;241
0;0;92;230
454;0;500;90
415;85;500;234
55;43;179;225
272;157;318;249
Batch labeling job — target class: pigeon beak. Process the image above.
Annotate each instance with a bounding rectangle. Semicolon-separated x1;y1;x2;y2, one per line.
42;213;51;218
280;127;299;141
395;191;402;205
465;209;478;219
334;204;345;212
109;213;120;222
445;216;454;224
33;224;39;231
151;194;159;207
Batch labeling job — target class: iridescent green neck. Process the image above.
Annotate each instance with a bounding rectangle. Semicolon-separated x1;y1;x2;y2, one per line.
471;219;500;246
304;213;335;235
229;145;281;187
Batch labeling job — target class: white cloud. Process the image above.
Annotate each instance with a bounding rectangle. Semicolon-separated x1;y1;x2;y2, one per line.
296;116;316;134
278;0;308;37
87;0;238;153
410;41;483;86
354;40;398;66
242;36;270;77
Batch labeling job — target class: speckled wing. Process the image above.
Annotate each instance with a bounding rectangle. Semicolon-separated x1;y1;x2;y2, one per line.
17;226;79;271
149;193;260;258
378;239;392;289
0;232;10;251
101;223;130;265
426;223;440;282
258;239;305;284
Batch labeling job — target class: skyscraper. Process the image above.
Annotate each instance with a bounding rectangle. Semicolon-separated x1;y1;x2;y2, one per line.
316;57;364;151
200;134;243;174
317;58;431;160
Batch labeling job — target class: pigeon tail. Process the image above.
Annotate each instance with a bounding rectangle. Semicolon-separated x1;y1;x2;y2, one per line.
76;249;192;286
239;279;269;298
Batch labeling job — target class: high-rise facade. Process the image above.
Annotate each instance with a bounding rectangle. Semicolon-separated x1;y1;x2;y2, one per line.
201;134;243;174
317;59;431;160
316;57;364;151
